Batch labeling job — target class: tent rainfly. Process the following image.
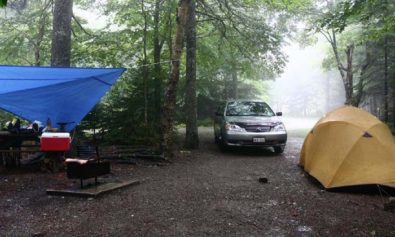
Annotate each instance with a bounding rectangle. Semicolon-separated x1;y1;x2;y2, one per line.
0;65;126;131
300;106;395;189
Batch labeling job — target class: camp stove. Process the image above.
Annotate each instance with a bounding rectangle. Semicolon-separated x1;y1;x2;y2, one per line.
40;132;71;151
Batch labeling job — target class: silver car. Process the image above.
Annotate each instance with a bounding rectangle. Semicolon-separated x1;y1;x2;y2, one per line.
214;100;287;153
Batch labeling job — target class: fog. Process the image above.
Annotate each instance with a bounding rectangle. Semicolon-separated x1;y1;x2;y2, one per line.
267;38;345;118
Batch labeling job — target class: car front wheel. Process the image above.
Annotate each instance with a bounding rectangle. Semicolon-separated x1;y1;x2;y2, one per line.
214;134;220;144
273;145;285;154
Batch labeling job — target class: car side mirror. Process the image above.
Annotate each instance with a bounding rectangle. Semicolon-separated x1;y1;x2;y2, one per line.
276;112;283;116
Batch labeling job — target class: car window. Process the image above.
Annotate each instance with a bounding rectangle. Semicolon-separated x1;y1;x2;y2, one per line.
226;101;275;116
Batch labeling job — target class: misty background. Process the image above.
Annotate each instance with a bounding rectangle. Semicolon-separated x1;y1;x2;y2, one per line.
268;38;345;118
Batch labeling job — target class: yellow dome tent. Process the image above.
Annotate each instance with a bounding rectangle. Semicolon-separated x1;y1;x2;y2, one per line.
300;106;395;189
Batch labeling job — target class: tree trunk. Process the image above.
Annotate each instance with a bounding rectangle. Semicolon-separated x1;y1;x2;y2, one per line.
331;30;346;81
34;5;49;66
184;0;198;149
355;44;370;107
345;44;355;105
141;0;149;126
51;0;73;67
161;0;189;158
153;0;163;121
325;73;330;111
230;66;238;99
166;0;176;78
48;0;73;171
384;36;389;123
224;73;229;100
324;29;355;106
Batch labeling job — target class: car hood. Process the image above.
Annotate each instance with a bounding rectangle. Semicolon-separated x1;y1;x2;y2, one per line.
225;116;282;125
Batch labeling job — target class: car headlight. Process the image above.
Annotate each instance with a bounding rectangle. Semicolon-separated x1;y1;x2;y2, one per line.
272;122;286;132
225;123;246;132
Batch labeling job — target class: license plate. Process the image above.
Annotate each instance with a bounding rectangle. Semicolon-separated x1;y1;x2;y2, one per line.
253;138;265;143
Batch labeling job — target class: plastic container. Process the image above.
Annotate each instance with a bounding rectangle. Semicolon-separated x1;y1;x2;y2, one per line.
40;132;71;151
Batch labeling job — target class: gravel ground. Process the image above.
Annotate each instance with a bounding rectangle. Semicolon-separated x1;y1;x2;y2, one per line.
1;127;395;237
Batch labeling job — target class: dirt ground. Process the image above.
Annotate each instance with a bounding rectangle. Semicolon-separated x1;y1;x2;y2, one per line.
1;127;395;237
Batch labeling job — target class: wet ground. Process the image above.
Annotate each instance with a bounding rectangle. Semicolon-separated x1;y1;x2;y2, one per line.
1;124;395;236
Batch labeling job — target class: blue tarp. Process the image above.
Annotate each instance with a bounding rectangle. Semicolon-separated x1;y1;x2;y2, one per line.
0;65;126;131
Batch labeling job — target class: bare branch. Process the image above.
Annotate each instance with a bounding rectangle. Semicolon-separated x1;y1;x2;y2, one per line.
319;29;333;44
72;14;95;37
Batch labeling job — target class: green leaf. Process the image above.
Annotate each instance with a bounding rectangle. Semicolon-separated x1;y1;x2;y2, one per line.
0;0;7;7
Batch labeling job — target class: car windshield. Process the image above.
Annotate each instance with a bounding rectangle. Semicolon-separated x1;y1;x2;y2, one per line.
226;101;275;117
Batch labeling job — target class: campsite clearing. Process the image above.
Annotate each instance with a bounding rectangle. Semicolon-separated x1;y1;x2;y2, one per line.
0;127;394;236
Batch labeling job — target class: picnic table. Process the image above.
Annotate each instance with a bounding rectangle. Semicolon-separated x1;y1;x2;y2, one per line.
0;131;40;167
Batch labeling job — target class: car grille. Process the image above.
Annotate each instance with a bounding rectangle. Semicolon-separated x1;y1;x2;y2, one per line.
235;123;272;133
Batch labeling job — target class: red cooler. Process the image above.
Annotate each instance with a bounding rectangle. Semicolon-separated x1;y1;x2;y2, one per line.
40;132;71;151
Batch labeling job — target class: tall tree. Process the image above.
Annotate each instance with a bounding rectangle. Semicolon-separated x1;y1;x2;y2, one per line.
312;0;395;118
0;0;52;65
184;0;198;149
153;0;165;122
311;0;357;105
34;0;51;66
162;0;189;157
383;36;389;122
195;0;300;101
51;0;73;66
48;0;73;171
141;0;149;126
